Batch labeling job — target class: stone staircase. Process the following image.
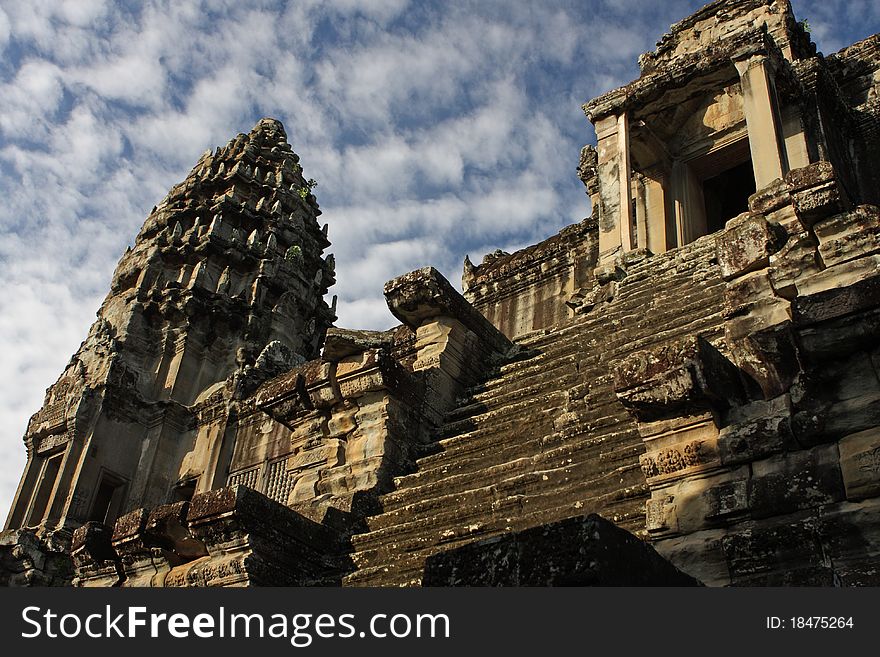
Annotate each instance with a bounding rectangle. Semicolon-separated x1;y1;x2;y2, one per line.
344;235;727;586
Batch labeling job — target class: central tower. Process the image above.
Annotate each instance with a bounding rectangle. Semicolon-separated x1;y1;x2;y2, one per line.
5;118;336;539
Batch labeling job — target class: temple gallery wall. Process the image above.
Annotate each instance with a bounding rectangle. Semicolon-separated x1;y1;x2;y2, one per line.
3;0;880;587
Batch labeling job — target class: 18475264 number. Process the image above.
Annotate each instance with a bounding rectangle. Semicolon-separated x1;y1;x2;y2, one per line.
766;617;854;630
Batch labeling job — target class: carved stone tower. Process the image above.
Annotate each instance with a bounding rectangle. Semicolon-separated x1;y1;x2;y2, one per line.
4;118;336;543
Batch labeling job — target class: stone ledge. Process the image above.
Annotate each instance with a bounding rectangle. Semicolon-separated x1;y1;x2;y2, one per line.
384;266;514;359
614;335;749;422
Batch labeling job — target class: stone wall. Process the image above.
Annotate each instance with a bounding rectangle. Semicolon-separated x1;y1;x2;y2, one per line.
615;162;880;585
462;218;597;341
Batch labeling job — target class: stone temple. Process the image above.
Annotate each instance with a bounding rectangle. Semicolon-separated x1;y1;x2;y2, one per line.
3;0;880;586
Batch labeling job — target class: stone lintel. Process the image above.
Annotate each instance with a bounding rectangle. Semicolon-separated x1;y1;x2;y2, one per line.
584;26;767;123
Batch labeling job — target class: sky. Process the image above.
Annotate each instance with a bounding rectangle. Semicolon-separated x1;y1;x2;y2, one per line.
0;0;876;521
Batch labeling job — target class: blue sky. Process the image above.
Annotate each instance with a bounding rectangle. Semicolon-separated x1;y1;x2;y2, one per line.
0;0;876;520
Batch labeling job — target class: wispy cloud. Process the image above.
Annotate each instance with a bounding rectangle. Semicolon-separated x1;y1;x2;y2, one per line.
0;0;871;518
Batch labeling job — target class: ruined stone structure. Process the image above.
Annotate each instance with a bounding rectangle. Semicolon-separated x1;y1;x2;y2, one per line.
3;0;880;587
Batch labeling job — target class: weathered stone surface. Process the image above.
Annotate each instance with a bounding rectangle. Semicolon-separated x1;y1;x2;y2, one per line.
767;232;822;299
0;529;73;586
614;335;747;422
422;514;700;586
786;161;849;226
716;212;780;280
814;206;880;268
323;328;395;362
793;255;880;325
385;266;514;359
839;428;880;500
6;0;880;590
718;395;795;465
463;218;596;339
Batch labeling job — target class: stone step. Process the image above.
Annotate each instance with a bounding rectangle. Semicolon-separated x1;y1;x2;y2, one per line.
428;406;635;483
614;282;726;327
602;298;727;357
357;459;646;552
378;430;644;519
344;239;725;585
459;349;592;405
395;416;639;503
513;319;588;348
463;355;611;406
347;488;648;585
442;370;583;430
430;387;627;463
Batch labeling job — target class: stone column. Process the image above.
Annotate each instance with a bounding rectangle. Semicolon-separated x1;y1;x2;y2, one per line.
671;161;706;246
644;175;669;253
4;450;40;529
595;111;633;264
735;54;788;188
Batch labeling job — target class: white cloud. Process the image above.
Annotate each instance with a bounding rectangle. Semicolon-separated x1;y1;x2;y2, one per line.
0;60;65;136
0;6;10;49
58;0;108;27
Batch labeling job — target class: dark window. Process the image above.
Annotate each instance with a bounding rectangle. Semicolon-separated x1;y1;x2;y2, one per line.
702;158;756;234
89;479;116;523
89;472;126;525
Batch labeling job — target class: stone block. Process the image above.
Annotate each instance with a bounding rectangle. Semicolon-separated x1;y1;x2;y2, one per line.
422;514;701;586
787;162;848;227
652;528;730;587
813;206;880;269
719;417;791;465
749;178;791;215
111;508;150;556
727;320;800;399
748;445;845;519
793;255;880;326
384;266;514;359
767;231;821;299
721;515;835;585
614;335;747;422
838;427;880;500
70;521;117;569
716;212;779;281
287;439;345;471
327;402;358;438
145;502;207;560
797;306;880;362
323;328;394;362
722;270;790;330
646;466;750;536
